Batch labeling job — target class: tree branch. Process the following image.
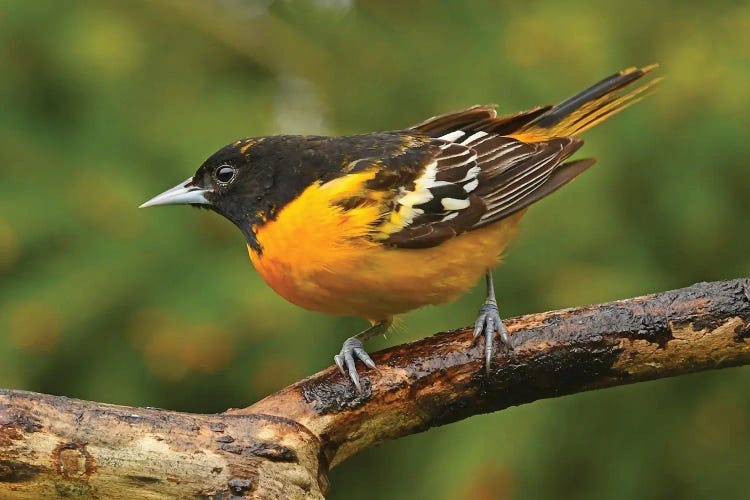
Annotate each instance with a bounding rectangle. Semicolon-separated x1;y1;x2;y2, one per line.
2;278;749;498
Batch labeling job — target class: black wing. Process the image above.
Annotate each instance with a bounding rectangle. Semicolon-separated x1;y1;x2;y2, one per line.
376;108;594;248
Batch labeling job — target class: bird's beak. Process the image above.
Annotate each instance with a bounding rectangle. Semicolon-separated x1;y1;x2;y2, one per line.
139;177;210;208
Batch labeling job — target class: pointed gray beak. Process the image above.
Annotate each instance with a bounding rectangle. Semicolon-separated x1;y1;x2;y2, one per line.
139;177;210;208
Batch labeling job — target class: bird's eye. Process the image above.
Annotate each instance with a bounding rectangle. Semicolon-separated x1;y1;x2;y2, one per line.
215;165;236;185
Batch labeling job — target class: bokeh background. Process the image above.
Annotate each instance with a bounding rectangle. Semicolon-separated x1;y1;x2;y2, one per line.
2;0;749;498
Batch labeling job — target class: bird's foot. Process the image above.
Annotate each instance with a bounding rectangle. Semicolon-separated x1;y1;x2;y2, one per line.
334;336;377;393
473;301;511;373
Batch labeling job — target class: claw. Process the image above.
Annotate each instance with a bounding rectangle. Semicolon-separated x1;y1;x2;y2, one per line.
473;301;511;374
355;347;377;369
334;354;346;377
336;336;377;393
472;317;483;340
344;350;361;392
498;321;511;346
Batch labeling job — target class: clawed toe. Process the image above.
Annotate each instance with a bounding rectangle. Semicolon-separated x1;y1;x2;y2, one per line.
334;337;377;393
473;301;511;373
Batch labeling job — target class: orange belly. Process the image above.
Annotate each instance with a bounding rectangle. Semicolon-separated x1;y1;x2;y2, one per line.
248;180;524;321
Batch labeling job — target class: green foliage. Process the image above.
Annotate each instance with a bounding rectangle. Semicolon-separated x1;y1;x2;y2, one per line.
1;1;749;498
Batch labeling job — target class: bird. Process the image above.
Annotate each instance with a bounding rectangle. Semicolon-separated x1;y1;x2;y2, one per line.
140;65;660;392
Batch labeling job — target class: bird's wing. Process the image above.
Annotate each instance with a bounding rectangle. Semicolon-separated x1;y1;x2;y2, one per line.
362;108;594;249
337;66;658;248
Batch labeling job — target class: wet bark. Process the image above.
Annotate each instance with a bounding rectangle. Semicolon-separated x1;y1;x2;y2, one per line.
2;278;749;498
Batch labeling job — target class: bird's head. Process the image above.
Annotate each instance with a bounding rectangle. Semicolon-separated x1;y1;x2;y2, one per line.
140;138;276;251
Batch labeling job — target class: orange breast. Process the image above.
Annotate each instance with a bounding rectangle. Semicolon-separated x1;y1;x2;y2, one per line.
248;178;525;321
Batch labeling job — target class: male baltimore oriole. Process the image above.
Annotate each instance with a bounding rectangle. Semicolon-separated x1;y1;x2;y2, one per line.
141;65;660;392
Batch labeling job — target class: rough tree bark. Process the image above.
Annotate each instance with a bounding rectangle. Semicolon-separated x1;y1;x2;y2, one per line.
1;278;749;499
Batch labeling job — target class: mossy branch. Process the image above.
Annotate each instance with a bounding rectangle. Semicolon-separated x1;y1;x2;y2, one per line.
2;278;749;498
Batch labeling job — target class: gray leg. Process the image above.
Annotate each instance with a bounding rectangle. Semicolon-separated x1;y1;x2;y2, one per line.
473;271;511;373
334;319;391;392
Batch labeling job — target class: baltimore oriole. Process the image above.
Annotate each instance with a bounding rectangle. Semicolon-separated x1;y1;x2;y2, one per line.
141;65;660;392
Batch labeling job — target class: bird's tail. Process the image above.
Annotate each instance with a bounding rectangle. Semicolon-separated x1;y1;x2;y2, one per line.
513;65;661;141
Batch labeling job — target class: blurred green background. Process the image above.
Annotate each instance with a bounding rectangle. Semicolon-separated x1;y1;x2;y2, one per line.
1;0;749;498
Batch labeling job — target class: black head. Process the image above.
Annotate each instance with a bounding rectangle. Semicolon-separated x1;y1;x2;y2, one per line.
195;138;279;243
140;138;277;251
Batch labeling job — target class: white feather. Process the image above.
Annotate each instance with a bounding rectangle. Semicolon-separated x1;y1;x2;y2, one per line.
463;179;479;192
441;198;471;210
438;130;466;142
460;165;481;182
461;131;488;145
398;191;433;206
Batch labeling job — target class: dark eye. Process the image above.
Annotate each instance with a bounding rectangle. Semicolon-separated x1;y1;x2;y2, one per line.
215;164;236;185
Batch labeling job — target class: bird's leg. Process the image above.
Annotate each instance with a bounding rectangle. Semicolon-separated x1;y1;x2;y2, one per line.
334;319;392;393
473;271;511;373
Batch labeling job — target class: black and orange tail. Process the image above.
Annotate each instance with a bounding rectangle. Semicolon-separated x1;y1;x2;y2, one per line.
513;65;661;141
